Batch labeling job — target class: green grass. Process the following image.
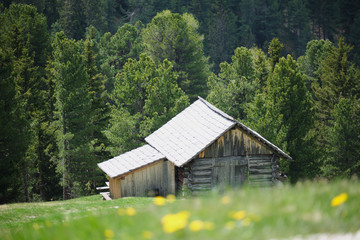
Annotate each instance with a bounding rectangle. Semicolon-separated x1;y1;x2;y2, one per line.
1;180;359;240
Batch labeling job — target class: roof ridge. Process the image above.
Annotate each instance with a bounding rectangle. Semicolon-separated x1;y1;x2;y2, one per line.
197;97;292;160
197;96;236;122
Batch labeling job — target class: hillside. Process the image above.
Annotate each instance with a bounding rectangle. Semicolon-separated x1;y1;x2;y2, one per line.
1;180;359;239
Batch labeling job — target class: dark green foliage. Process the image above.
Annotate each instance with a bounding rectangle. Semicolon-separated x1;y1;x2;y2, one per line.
285;0;312;56
268;38;284;71
105;54;189;155
51;32;92;199
58;0;87;40
323;98;360;178
84;26;110;191
247;55;315;181
1;0;360;204
84;0;107;33
142;10;210;100
313;38;360;129
205;0;238;73
0;47;29;203
0;3;60;202
313;38;360;178
98;22;143;92
297;39;334;83
207;47;259;120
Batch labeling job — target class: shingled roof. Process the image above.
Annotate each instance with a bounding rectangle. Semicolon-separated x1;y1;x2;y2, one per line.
145;97;291;167
98;97;291;177
97;144;165;178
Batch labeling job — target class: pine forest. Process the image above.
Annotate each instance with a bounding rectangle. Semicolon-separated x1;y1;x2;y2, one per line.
1;0;360;203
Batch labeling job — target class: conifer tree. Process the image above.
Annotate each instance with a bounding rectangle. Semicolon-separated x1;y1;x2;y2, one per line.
142;10;210;100
268;38;283;71
83;26;110;190
207;47;261;121
98;23;143;92
205;0;238;73
324;98;360;178
59;0;87;40
313;38;360;177
247;55;314;181
51;32;91;199
105;54;189;156
0;3;56;201
0;47;29;203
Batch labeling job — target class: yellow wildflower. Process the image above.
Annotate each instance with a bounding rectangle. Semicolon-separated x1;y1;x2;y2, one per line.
225;221;235;230
331;193;348;207
189;220;204;232
221;196;231;204
153;196;166;206
32;223;40;230
166;194;176;203
232;210;246;220
126;207;136;216
104;229;114;238
142;230;153;239
241;217;251;226
204;221;215;230
161;211;190;233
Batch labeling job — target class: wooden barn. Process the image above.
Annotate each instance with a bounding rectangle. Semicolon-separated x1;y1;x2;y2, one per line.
98;97;292;199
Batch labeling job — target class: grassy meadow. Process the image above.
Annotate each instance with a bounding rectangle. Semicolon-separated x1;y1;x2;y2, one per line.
0;180;359;240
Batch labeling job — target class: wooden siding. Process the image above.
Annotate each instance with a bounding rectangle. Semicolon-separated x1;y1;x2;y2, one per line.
198;126;273;158
184;156;248;193
109;159;175;198
109;177;121;199
248;155;278;187
182;127;280;193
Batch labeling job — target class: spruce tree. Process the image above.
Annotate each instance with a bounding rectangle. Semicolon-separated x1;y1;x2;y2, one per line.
105;54;189;156
313;38;360;177
51;32;91;199
98;23;143;92
247;55;314;181
268;38;283;71
0;47;29;203
205;0;238;73
142;10;210;100
324;98;360;178
84;26;110;191
0;3;56;201
207;47;261;121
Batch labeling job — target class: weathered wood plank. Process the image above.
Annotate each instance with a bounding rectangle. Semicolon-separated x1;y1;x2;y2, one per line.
213;156;247;165
191;158;213;166
249;168;273;174
249;162;272;168
100;192;112;200
191;164;213;171
192;170;212;176
191;177;212;184
247;156;273;161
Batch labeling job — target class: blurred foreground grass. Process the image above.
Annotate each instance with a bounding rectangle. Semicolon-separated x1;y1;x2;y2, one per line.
1;180;359;240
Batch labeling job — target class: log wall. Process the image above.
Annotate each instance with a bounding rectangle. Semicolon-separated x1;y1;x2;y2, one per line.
182;126;280;193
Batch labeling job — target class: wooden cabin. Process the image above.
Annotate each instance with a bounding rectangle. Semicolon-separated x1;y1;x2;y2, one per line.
98;97;291;199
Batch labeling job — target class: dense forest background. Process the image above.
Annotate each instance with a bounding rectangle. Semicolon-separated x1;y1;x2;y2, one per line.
1;0;359;203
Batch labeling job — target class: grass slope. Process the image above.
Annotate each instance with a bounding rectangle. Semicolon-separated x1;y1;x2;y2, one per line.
1;180;359;240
